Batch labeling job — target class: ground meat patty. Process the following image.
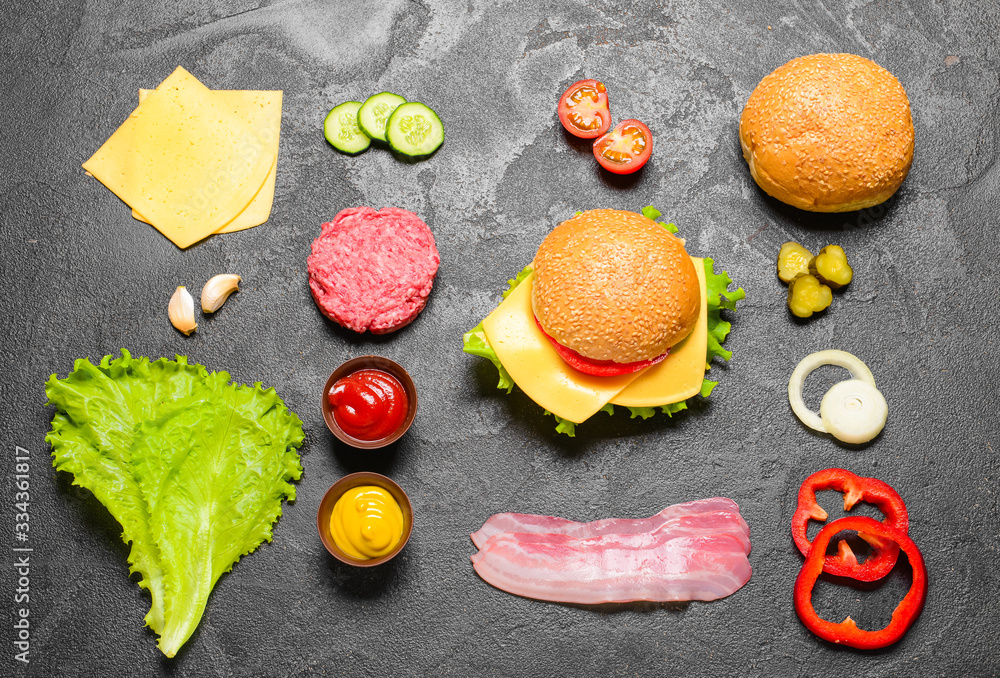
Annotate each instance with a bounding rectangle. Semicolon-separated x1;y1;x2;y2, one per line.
308;206;440;334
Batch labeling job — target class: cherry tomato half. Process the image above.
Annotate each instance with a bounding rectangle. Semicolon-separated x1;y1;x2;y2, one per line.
557;79;612;139
593;119;652;174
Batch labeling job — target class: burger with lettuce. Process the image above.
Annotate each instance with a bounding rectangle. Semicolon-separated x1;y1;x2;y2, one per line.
463;207;744;436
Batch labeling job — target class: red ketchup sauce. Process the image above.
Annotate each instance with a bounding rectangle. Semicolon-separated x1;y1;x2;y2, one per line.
328;369;409;441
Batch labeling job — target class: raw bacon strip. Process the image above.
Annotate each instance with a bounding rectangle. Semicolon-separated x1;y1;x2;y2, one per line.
486;512;751;555
472;509;750;553
471;497;749;550
471;530;751;604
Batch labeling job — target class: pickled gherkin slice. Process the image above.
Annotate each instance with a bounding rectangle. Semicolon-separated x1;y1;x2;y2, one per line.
810;245;853;289
787;274;832;318
777;242;814;284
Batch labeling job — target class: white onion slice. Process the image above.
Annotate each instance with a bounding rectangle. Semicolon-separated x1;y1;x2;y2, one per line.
787;350;886;443
820;379;888;444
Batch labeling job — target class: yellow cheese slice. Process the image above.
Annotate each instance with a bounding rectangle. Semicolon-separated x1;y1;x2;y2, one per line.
610;257;708;407
82;66;275;248
133;88;282;234
481;273;645;424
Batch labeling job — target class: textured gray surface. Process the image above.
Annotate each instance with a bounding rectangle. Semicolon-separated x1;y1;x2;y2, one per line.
2;0;999;675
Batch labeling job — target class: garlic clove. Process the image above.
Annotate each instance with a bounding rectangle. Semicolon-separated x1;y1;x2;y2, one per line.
201;274;241;313
169;286;197;336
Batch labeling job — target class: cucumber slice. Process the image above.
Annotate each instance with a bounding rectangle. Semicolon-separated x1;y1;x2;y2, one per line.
357;92;407;143
324;101;370;155
385;102;444;157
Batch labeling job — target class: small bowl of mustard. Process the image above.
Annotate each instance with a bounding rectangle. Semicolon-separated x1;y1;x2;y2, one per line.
317;472;413;567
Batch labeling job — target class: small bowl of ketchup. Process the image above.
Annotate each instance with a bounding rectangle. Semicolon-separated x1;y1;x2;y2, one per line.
321;356;417;449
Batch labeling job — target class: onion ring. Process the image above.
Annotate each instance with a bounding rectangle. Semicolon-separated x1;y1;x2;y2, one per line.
788;350;886;443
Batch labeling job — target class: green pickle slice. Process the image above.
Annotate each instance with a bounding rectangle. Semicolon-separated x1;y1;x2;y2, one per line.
787;274;832;318
810;245;853;289
777;242;814;284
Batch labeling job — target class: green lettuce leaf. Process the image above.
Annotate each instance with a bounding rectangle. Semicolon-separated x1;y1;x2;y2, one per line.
662;400;689;417
45;350;303;657
545;402;617;437
641;205;679;233
626;406;655;420
544;411;577;437
462;323;514;393
502;265;534;298
463;210;744;435
704;258;746;366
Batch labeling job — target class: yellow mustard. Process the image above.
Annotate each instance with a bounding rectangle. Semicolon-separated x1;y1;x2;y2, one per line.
329;485;404;559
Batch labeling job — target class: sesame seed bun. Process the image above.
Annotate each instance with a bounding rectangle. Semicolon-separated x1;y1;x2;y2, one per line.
739;53;914;213
531;209;700;363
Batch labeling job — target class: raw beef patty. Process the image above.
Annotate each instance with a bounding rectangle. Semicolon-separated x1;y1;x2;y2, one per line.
308;206;440;334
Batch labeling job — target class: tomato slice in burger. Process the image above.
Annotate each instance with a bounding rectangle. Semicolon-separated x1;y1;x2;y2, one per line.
558;79;612;139
534;316;668;377
593;119;652;174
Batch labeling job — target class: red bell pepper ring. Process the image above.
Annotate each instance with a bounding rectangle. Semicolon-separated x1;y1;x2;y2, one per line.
794;516;927;649
791;468;909;581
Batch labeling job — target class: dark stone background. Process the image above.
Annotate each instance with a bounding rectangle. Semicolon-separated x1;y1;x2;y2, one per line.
2;0;998;675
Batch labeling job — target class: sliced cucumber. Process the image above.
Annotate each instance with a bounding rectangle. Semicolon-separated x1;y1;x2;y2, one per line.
324;101;370;155
357;92;407;143
385;102;444;157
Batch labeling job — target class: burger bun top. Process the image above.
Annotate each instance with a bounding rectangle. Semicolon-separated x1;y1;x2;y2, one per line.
531;209;700;363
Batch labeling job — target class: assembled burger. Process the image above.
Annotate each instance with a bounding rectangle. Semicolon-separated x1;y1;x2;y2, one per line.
464;207;744;435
